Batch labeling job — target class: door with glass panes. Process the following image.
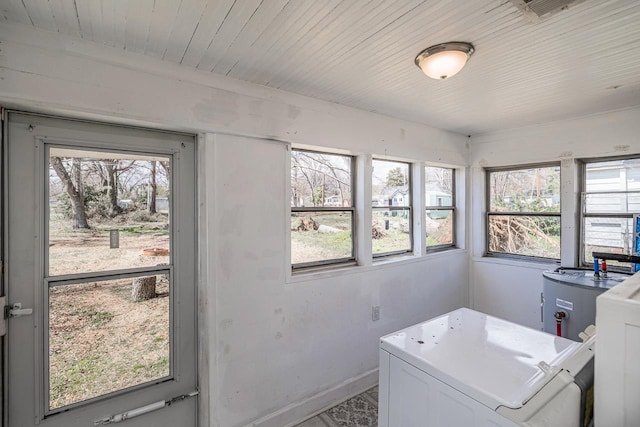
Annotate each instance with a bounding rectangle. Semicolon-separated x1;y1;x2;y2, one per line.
5;112;197;427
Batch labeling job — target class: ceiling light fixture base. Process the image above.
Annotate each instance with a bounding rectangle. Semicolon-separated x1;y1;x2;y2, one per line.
415;42;475;80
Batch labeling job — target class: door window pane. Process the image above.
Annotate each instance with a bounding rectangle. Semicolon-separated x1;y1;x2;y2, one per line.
582;158;640;266
426;209;454;246
372;160;412;257
48;148;170;276
487;165;561;259
584;217;633;266
372;160;410;207
291;149;355;269
425;166;455;249
48;273;170;411
489;166;560;212
291;211;353;265
488;215;560;258
372;209;411;254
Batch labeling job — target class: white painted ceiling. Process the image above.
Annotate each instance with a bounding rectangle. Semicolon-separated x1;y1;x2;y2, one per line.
1;0;640;135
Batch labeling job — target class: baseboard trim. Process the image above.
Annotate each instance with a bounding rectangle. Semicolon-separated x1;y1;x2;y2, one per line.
247;368;379;427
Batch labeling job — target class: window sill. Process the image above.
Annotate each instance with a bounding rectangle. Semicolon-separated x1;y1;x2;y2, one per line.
472;255;559;270
288;248;468;283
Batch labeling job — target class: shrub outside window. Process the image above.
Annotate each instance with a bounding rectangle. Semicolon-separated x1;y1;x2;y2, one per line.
425;166;456;251
581;157;640;269
487;164;561;259
291;149;355;269
372;159;412;257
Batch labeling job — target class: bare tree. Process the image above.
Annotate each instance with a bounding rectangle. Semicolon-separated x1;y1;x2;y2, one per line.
291;151;351;207
431;168;453;195
148;161;157;214
51;157;89;229
92;160;137;216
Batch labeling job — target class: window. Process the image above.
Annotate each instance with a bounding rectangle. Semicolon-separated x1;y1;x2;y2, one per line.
425;166;455;251
487;164;561;259
47;149;173;410
291;149;355;269
372;159;412;257
581;157;640;268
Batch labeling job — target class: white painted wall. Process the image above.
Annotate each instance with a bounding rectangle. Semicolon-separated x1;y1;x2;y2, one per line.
469;107;640;329
0;24;469;427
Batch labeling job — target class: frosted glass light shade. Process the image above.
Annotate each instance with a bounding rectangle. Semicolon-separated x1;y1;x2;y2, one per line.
415;42;474;80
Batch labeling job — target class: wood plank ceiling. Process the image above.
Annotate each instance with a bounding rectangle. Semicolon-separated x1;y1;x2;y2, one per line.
1;0;640;135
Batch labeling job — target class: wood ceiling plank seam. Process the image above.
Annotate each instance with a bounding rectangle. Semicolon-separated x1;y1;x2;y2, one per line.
216;0;342;79
178;10;208;64
124;0;154;53
212;0;292;76
144;0;183;59
460;81;611;108
261;0;380;86
330;1;616;97
469;6;640;62
87;0;105;46
247;0;298;49
264;0;366;87
228;0;309;79
112;0;127;49
463;25;640;86
48;0;82;38
303;1;497;94
277;0;419;92
195;0;264;72
181;0;238;68
341;0;487;60
21;0;57;31
74;0;94;41
225;0;374;78
366;23;512;81
476;7;637;53
196;0;267;71
162;0;208;63
0;0;32;25
100;0;115;47
240;0;340;84
311;1;500;99
490;2;640;50
342;3;637;100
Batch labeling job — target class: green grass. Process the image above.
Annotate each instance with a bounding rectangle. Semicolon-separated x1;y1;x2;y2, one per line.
292;230;352;261
89;311;114;328
73;307;114;328
372;230;411;254
117;226;169;236
133;356;169;377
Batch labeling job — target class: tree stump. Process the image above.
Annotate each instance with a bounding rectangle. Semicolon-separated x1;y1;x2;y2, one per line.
132;276;156;301
296;216;319;231
372;221;387;239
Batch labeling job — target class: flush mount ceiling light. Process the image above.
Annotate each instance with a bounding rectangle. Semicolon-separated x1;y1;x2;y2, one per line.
414;42;475;80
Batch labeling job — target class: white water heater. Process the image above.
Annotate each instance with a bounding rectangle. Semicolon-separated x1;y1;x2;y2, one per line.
542;269;627;341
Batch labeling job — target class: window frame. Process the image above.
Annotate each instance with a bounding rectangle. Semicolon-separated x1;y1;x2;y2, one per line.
425;166;456;253
485;162;561;261
371;159;413;259
290;148;356;271
579;155;640;270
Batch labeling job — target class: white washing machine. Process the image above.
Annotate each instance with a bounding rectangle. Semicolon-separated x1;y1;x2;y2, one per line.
378;308;595;427
595;271;640;426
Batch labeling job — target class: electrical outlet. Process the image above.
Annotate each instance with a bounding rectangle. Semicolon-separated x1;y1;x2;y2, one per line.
372;305;380;321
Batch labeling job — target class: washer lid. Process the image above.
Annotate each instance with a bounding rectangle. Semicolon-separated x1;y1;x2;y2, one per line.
380;308;583;410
